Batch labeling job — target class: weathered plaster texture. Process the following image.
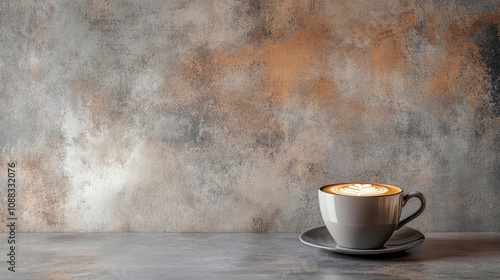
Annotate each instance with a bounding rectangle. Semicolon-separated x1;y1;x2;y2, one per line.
0;0;499;232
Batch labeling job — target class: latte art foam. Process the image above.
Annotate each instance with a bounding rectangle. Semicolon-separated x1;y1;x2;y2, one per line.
335;184;387;196
322;183;402;197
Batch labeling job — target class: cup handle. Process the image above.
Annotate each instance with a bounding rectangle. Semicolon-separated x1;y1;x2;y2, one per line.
395;191;427;230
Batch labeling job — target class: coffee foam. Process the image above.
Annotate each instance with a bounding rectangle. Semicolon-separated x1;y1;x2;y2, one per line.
322;183;401;197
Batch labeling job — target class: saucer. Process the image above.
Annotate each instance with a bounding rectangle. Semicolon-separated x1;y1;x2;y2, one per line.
299;226;425;255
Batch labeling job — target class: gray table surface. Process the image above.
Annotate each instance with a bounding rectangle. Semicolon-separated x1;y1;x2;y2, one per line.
1;231;499;279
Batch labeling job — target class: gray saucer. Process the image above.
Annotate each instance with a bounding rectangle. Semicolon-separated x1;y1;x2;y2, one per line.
299;226;425;255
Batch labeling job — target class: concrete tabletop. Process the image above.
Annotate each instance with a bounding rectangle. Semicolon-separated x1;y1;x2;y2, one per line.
2;232;499;279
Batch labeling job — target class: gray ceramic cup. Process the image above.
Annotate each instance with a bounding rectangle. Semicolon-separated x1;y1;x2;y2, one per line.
319;183;426;249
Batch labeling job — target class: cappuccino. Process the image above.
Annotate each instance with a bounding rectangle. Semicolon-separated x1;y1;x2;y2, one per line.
321;183;401;197
319;182;426;249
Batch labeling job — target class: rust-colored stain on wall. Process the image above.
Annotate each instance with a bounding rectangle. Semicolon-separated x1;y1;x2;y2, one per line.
0;0;499;232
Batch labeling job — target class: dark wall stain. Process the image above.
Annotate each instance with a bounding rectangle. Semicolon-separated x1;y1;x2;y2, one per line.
252;217;269;233
474;24;500;117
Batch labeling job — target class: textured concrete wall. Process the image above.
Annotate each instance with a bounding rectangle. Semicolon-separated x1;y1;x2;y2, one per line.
0;0;498;232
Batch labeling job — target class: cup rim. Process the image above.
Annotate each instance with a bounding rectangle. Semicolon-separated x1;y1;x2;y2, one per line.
319;182;403;197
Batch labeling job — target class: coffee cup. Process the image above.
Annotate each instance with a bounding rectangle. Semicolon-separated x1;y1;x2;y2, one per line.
318;182;426;249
